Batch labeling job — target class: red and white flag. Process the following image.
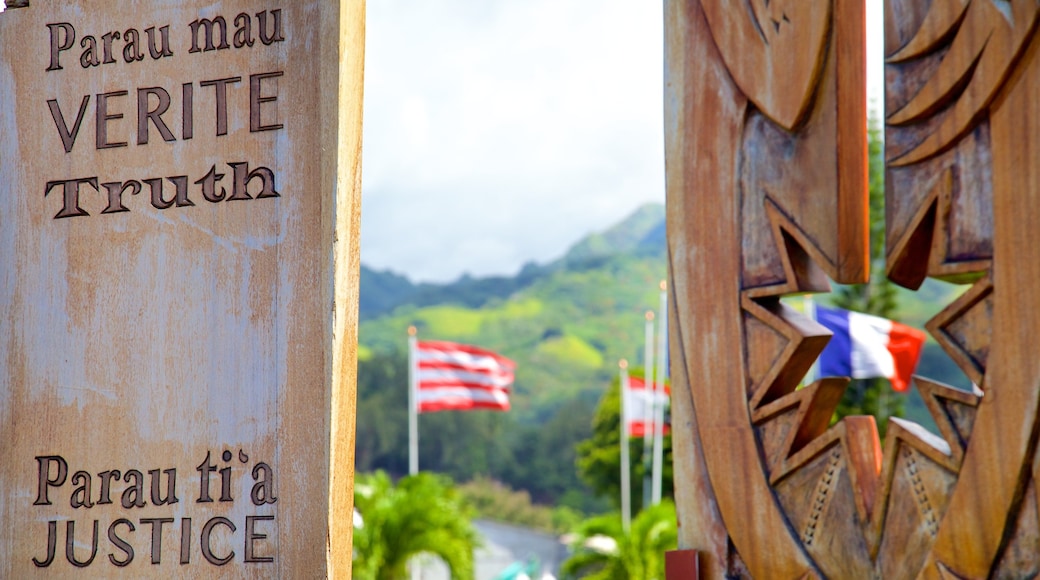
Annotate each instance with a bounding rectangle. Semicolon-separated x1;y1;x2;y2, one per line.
623;376;670;438
415;340;515;413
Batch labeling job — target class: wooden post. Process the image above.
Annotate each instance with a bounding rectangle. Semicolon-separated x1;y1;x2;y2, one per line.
666;0;1040;576
665;549;699;580
0;1;364;577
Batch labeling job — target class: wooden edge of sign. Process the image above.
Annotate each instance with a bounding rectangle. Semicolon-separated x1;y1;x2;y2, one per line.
666;549;700;580
326;0;366;577
835;0;869;286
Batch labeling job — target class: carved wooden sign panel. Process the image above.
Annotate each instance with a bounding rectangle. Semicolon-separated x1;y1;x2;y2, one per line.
666;0;1040;576
0;1;364;576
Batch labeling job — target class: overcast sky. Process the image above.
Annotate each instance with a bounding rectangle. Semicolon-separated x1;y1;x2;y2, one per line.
361;1;885;283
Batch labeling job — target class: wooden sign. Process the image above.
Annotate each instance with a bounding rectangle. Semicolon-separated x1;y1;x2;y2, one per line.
666;0;1040;576
885;0;1040;576
0;1;364;577
665;0;868;575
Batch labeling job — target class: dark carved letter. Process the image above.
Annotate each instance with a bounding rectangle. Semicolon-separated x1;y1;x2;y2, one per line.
199;77;241;137
180;518;192;564
48;96;90;153
65;520;99;567
79;35;99;68
96;90;129;150
249;72;284;133
45;177;98;219
137;87;175;145
234;13;255;48
201;517;236;566
32;521;57;567
250;462;278;505
196;450;216;502
149;468;179;506
100;180;142;214
47;23;76;71
229;162;279;201
189;17;230;53
243;516;274;563
121;469;146;508
196;166;227;203
69;470;94;508
107;519;135;567
141;517;174;564
34;455;68;505
123;28;144;63
144;26;174;59
257;10;284;45
97;469;121;505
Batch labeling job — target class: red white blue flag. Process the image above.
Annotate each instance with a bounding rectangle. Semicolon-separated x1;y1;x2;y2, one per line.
813;305;926;392
415;340;514;413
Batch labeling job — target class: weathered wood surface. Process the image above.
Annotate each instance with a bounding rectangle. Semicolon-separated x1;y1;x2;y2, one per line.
0;1;365;577
667;0;1040;576
886;0;1040;575
666;0;865;576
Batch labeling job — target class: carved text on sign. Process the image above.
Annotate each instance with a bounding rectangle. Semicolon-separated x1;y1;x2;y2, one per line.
45;11;284;72
41;10;288;221
45;161;281;219
31;450;278;568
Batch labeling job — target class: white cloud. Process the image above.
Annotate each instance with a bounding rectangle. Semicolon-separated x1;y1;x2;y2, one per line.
360;0;665;282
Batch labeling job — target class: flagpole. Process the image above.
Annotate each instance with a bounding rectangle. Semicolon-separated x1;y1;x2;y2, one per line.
642;310;655;510
407;326;420;580
619;359;632;532
652;280;667;505
408;326;419;476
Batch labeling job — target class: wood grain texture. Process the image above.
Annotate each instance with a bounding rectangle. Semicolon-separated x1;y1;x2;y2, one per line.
0;2;364;577
666;0;1040;575
665;0;817;575
666;0;865;576
884;0;1040;575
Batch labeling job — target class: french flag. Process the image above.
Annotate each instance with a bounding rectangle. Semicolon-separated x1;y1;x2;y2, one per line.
813;305;927;392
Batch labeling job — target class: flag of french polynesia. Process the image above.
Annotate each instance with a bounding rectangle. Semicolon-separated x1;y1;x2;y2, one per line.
813;305;927;392
415;340;515;413
623;376;671;438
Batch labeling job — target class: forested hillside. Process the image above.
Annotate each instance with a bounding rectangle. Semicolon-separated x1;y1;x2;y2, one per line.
355;202;970;510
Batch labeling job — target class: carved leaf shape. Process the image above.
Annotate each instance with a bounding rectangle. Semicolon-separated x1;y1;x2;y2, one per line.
702;0;832;130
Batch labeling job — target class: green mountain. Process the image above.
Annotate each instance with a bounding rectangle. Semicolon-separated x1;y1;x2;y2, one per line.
355;201;973;507
359;203;666;322
355;204;666;509
359;203;667;413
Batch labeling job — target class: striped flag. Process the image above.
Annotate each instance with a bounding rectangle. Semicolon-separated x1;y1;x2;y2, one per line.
623;376;670;438
813;305;926;392
415;340;515;413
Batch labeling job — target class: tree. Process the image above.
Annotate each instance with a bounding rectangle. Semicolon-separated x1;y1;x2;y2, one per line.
830;109;905;435
575;369;672;510
352;471;479;580
355;348;602;509
559;500;678;580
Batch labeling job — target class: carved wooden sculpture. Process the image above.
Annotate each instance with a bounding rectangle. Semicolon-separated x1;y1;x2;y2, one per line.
666;0;1040;576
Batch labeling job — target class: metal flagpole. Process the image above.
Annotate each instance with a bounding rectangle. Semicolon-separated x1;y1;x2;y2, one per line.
619;360;632;532
408;326;420;580
408;326;419;476
652;281;668;505
642;310;655;510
